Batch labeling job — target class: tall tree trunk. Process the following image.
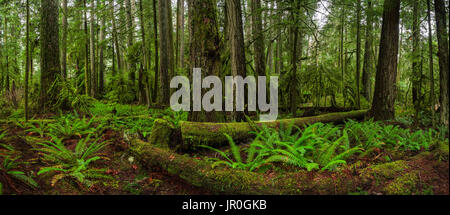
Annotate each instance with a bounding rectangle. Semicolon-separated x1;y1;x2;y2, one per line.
362;0;373;102
99;0;106;95
434;0;449;126
61;0;68;79
176;0;185;71
412;0;421;118
226;0;247;122
40;0;61;110
25;0;30;121
90;0;97;97
4;18;9;92
111;0;122;75
289;1;301;117
83;0;90;95
125;0;136;89
370;0;401;120
158;0;173;105
355;0;361;109
152;0;159;104
187;0;221;122
251;0;265;77
427;0;435;126
138;0;149;105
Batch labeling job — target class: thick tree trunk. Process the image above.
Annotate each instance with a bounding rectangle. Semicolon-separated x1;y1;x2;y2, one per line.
434;0;449;126
40;0;61;110
251;0;265;77
362;0;373;102
158;0;173;105
289;3;300;117
370;0;400;121
226;0;247;122
187;0;221;122
152;0;159;103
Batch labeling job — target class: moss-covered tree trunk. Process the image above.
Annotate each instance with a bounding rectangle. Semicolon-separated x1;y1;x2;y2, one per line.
362;0;373;102
434;0;449;126
187;0;221;122
158;0;173;105
40;0;60;110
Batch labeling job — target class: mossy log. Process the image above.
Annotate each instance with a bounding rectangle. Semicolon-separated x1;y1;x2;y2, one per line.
129;138;359;194
178;110;369;149
130;138;434;195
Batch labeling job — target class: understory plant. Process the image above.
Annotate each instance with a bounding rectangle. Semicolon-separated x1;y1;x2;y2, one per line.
36;134;112;187
0;143;38;191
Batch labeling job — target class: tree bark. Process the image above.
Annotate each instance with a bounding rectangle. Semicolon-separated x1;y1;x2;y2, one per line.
25;0;30;121
362;0;373;102
158;0;173;105
99;0;106;95
427;0;435;126
61;0;68;79
176;0;185;71
370;0;400;121
40;0;61;110
152;0;159;103
355;0;361;109
187;0;221;122
251;0;265;77
434;0;449;126
412;0;421;117
89;0;97;97
226;0;248;122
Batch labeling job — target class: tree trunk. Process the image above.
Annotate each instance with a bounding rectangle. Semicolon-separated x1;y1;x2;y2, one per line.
226;0;247;122
158;0;173;105
289;1;300;117
434;0;449;126
152;0;159;103
111;0;122;75
362;0;373;102
187;0;221;122
355;0;361;109
83;0;90;95
25;0;30;121
251;0;265;77
61;0;68;79
89;0;97;97
40;0;60;110
125;0;136;90
176;0;185;71
138;0;150;105
412;0;421;118
99;0;106;95
370;0;400;121
427;0;435;126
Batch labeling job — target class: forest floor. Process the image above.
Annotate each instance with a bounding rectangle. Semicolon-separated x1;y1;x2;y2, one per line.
0;102;448;195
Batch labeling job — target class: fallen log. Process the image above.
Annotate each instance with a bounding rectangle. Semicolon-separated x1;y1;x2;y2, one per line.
129;138;358;194
130;138;436;194
176;110;369;149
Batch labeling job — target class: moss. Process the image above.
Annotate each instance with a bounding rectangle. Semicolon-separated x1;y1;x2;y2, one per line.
434;141;449;161
384;171;419;195
360;160;409;184
148;119;174;146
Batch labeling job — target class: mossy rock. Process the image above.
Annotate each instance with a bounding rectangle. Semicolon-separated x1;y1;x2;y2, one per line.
359;160;409;185
148;119;175;147
384;171;419;195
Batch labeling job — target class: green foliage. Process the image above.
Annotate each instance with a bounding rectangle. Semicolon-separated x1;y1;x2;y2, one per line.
0;144;38;189
36;134;111;187
47;113;103;139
